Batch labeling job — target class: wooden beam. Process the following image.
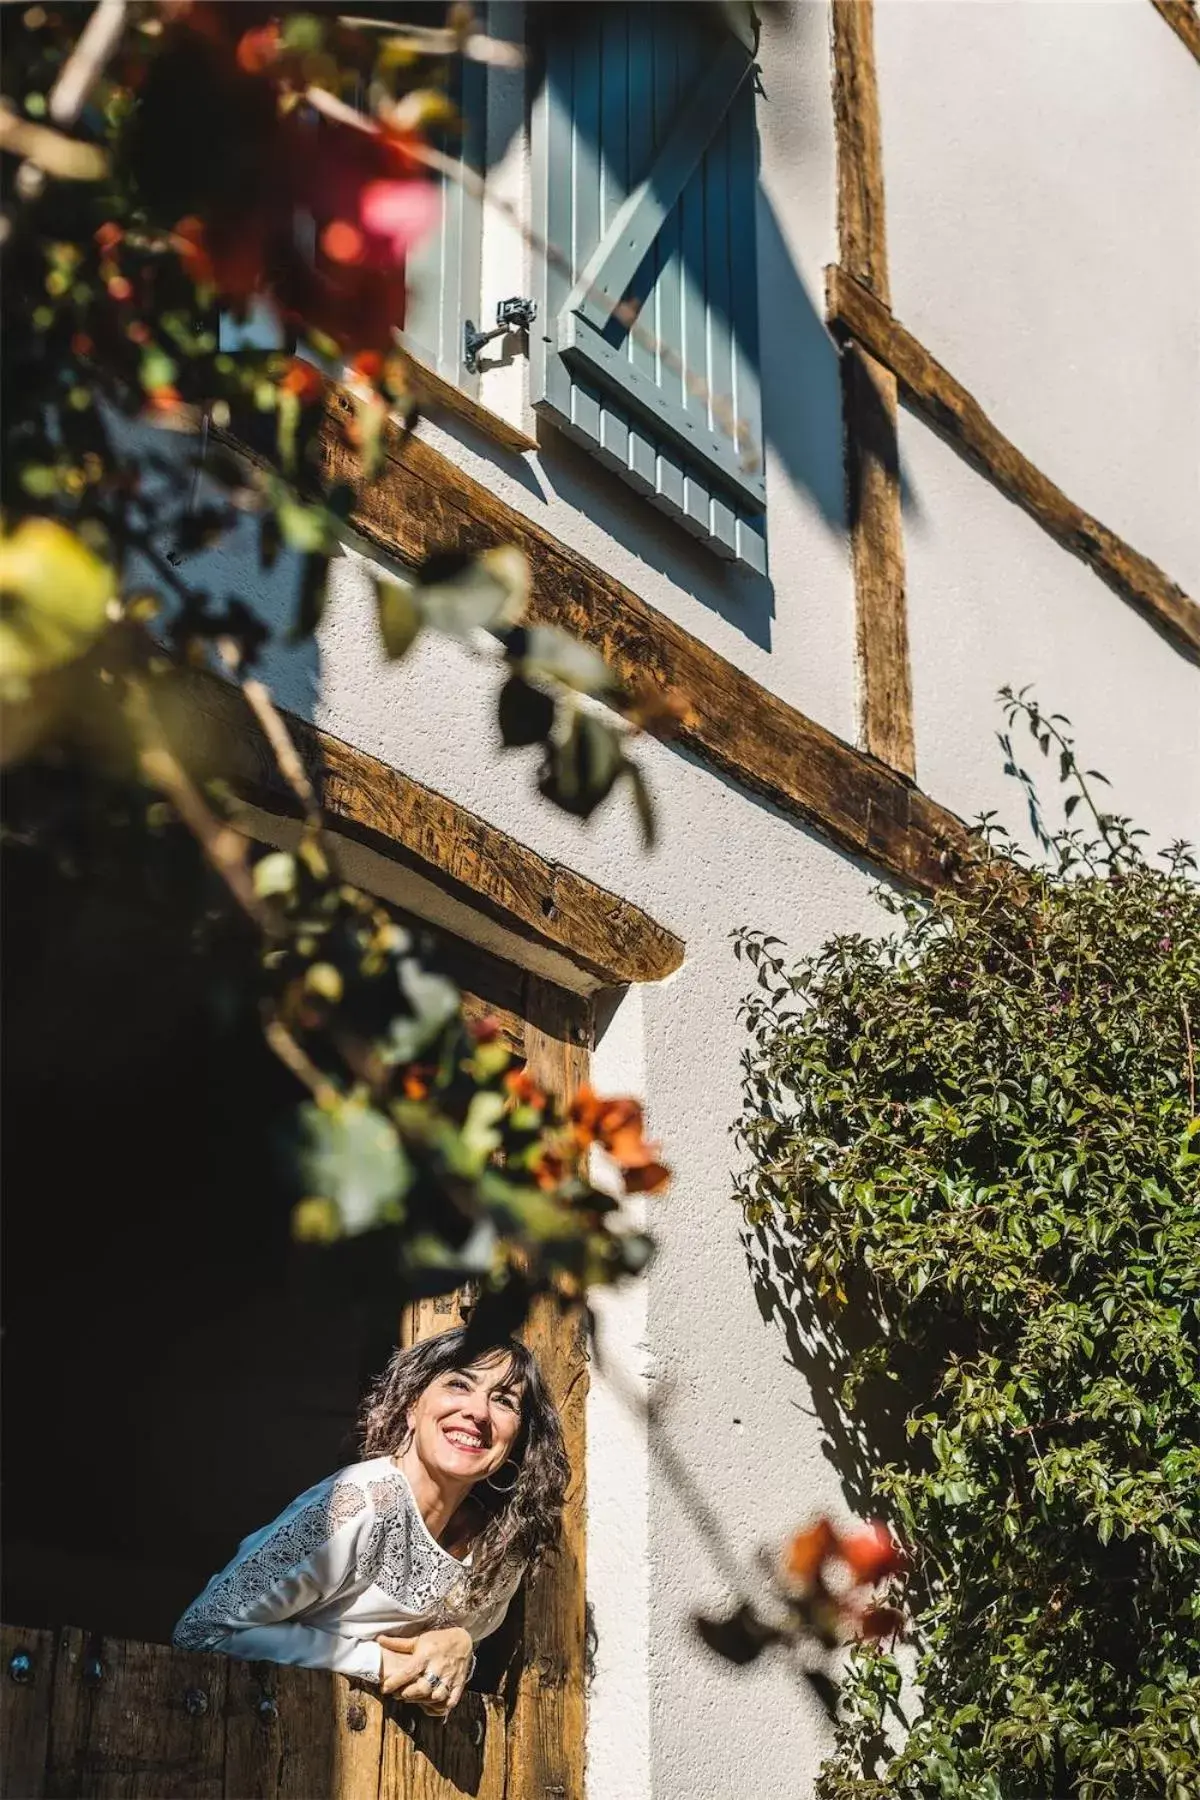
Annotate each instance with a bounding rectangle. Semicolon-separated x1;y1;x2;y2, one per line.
178;670;684;990
1149;0;1200;62
830;0;916;779
826;265;1200;663
303;391;972;896
503;982;591;1800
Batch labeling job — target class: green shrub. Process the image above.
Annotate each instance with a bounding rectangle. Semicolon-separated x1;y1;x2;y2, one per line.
735;693;1200;1800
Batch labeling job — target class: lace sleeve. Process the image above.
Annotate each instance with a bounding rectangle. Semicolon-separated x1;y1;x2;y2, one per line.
172;1477;381;1683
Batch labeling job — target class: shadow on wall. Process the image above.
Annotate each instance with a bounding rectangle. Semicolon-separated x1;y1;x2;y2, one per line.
741;1218;934;1528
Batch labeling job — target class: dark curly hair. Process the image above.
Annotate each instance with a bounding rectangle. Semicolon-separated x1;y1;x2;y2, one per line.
359;1327;568;1614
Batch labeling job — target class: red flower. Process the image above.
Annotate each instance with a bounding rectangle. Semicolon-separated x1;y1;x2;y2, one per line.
279;358;324;405
840;1522;902;1585
467;1014;502;1044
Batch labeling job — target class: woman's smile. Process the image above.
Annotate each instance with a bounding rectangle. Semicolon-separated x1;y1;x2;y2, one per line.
442;1425;487;1453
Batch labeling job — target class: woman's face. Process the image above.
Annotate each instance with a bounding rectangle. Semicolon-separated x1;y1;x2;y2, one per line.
406;1355;525;1489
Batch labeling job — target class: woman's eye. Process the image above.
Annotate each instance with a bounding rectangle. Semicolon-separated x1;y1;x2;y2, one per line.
495;1393;518;1411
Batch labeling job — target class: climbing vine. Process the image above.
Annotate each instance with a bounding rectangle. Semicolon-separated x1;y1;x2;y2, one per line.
735;692;1200;1799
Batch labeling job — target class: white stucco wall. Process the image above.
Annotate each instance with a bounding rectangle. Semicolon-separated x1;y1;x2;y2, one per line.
189;5;1199;1796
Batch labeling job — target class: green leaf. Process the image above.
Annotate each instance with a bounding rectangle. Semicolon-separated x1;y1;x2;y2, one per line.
298;1099;411;1235
497;672;555;747
538;709;626;821
512;624;617;697
252;851;297;898
0;518;114;695
416;546;528;640
375;579;422;660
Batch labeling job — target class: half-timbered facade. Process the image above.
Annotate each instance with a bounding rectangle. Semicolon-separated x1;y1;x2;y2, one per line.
4;4;1197;1797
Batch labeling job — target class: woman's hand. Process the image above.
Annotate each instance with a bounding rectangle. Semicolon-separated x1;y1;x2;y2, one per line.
377;1626;473;1715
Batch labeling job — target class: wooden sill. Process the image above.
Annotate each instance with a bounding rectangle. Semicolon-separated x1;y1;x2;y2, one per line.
398;351;538;457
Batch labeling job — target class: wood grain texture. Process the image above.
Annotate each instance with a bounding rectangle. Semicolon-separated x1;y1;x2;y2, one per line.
177;669;684;989
506;981;591;1800
379;1695;506;1800
298;394;971;894
1149;0;1200;61
843;346;915;776
831;0;915;778
0;1624;56;1799
44;1629;227;1799
222;1659;383;1798
831;0;891;304
827;266;1200;663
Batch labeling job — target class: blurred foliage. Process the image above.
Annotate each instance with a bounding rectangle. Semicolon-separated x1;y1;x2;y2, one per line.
1;1;673;1326
735;693;1200;1798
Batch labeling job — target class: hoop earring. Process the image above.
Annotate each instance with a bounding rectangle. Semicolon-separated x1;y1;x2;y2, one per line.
485;1462;520;1495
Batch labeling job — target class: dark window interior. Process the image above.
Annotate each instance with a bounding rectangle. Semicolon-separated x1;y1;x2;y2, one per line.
1;775;523;1690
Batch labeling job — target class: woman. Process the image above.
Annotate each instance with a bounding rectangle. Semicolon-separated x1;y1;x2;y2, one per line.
173;1328;567;1715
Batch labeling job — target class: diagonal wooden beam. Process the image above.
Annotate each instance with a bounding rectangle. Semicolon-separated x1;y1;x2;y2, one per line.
275;390;974;897
830;0;916;780
826;266;1200;664
1148;0;1200;62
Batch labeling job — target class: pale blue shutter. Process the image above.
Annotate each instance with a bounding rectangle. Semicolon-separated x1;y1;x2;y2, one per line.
531;7;766;574
402;59;485;393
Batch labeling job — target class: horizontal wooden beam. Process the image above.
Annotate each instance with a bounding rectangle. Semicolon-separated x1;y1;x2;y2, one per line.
826;265;1200;663
179;670;684;990
300;389;972;895
1149;0;1200;63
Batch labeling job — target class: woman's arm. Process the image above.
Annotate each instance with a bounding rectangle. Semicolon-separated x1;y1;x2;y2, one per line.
173;1477;382;1684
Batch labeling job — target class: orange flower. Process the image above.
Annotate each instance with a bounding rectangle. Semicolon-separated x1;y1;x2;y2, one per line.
839;1521;902;1585
783;1517;838;1587
235;20;280;74
94;221;123;254
505;1067;547;1110
402;1067;433;1101
622;1160;671;1196
279;357;324;404
350;349;384;384
146;384;183;411
532;1147;567;1191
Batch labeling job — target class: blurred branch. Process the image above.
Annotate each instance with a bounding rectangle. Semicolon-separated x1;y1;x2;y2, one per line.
48;0;127;126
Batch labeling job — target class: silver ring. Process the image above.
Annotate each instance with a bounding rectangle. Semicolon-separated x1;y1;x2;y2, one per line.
425;1669;444;1692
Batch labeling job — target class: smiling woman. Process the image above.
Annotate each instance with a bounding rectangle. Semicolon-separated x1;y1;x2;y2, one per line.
172;1328;568;1716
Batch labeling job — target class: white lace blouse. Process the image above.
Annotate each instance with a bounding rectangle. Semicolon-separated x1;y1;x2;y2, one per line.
172;1456;521;1686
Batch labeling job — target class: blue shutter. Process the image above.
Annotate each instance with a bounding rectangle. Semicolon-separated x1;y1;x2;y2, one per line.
402;59;485;393
532;7;766;574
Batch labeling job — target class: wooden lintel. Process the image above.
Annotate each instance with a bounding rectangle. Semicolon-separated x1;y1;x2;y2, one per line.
1148;0;1200;62
826;265;1200;663
831;0;916;779
298;391;972;896
179;670;684;990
